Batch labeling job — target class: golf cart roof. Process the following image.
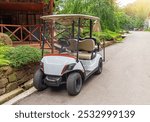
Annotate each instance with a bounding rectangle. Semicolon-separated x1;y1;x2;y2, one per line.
41;14;100;25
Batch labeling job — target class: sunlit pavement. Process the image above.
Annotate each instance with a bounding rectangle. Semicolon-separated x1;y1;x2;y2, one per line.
16;31;150;105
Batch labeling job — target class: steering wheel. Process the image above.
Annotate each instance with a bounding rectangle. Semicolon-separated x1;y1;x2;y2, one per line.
58;38;70;53
58;38;70;47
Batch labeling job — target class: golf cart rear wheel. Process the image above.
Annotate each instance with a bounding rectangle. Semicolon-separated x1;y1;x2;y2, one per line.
95;59;103;75
67;73;82;96
33;69;47;91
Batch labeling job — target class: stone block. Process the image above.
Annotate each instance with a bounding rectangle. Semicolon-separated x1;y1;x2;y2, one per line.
5;67;13;75
0;88;5;96
8;73;17;83
0;78;8;88
17;75;31;85
16;70;26;80
6;82;18;93
23;79;33;90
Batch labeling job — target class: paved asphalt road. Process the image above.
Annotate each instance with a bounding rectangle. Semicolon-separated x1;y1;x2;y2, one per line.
16;31;150;105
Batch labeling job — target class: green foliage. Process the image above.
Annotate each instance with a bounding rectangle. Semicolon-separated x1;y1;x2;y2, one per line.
0;55;10;67
55;0;148;31
5;46;41;68
123;0;150;29
93;30;123;42
0;46;14;55
0;45;41;68
0;46;12;67
0;38;5;46
43;0;49;4
145;28;150;31
57;0;118;31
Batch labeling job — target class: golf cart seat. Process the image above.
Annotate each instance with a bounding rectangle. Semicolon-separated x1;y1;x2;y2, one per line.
68;39;96;60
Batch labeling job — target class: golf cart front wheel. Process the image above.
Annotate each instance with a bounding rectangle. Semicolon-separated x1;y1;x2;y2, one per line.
33;69;47;91
67;73;82;96
95;59;103;75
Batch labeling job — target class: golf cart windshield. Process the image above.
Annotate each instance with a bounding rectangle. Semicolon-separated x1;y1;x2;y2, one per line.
41;14;103;61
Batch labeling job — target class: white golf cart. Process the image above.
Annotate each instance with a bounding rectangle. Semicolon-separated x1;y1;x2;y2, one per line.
33;14;105;96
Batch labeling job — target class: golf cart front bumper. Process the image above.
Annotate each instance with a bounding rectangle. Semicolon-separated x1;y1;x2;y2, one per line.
44;75;62;87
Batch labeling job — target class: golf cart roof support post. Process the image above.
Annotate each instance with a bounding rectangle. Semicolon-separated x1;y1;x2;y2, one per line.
72;20;75;38
103;39;106;62
41;33;45;58
90;19;93;38
77;18;81;62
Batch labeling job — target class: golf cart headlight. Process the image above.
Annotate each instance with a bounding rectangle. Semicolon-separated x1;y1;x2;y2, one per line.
67;63;76;70
61;63;76;74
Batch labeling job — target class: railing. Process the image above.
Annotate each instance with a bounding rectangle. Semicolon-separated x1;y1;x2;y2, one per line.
0;24;42;44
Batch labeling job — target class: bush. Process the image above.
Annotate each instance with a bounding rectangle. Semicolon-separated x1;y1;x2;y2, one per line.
5;46;42;68
0;46;13;67
0;46;14;55
93;30;123;42
0;39;5;46
145;28;150;32
0;55;10;66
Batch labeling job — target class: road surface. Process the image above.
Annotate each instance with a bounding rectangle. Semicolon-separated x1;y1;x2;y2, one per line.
16;31;150;105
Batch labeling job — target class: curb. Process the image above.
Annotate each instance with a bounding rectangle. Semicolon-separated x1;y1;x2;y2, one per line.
0;88;24;104
2;87;37;105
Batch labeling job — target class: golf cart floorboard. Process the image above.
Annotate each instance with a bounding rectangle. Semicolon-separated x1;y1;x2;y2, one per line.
85;70;91;76
85;68;98;80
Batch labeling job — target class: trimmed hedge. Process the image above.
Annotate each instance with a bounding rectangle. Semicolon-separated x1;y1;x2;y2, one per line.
0;46;42;68
5;46;41;68
0;46;13;66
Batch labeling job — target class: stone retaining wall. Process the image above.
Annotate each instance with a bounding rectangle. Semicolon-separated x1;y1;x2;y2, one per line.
0;64;38;96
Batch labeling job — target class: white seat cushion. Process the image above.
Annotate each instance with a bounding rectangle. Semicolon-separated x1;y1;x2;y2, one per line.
73;52;91;60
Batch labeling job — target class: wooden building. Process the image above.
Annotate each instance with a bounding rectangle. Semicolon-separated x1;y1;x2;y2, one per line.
0;0;54;46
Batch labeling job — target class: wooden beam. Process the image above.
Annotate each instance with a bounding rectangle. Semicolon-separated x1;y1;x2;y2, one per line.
49;0;54;53
49;0;54;15
0;2;44;12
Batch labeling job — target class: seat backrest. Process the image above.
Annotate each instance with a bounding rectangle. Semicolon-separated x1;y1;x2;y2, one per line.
78;39;95;52
68;38;95;52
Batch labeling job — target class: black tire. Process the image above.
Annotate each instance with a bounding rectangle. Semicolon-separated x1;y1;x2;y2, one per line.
95;59;103;75
33;69;47;91
67;73;83;96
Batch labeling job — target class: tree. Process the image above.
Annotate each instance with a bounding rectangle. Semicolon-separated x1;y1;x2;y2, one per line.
56;0;118;31
124;0;150;29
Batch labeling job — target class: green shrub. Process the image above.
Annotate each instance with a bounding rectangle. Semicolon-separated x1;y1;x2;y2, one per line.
145;28;150;32
0;38;5;46
0;46;13;67
93;30;123;42
0;46;14;55
116;37;123;42
5;46;42;68
0;55;10;67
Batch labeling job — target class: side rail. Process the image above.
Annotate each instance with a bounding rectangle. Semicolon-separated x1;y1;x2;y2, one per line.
0;24;42;43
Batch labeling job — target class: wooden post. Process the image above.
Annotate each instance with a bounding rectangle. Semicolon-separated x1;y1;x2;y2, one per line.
50;0;54;15
21;25;23;42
